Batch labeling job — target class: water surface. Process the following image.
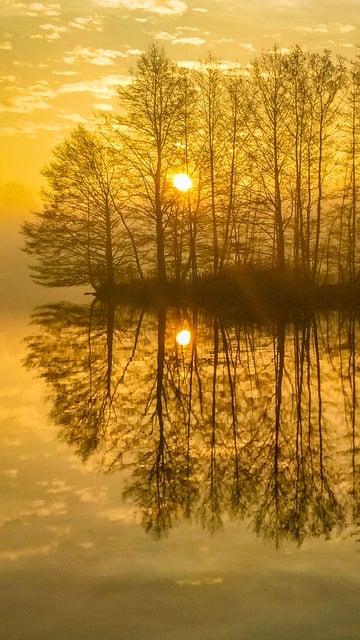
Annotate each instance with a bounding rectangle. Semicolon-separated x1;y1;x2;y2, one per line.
1;289;360;639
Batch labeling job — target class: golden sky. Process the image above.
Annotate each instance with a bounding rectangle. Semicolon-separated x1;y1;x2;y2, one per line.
0;0;359;217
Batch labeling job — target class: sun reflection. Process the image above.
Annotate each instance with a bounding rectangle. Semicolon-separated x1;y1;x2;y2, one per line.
176;329;191;346
173;173;192;192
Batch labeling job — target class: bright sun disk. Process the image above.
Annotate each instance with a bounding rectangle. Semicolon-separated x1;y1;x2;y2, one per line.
176;329;191;346
173;173;192;191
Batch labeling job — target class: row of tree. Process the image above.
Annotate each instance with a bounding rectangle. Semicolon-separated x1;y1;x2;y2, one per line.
25;301;360;542
23;44;360;288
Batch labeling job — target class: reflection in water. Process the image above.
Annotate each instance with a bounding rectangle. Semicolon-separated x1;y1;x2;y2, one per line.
25;302;360;543
176;328;191;347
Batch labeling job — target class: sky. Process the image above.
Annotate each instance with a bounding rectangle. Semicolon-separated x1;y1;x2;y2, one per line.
0;0;359;220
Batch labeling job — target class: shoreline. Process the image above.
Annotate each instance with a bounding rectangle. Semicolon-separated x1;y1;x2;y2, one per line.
94;272;360;319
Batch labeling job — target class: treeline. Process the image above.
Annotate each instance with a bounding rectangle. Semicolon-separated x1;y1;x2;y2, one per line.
22;43;360;288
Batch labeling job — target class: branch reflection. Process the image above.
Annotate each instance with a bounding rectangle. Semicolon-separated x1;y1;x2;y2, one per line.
25;303;360;543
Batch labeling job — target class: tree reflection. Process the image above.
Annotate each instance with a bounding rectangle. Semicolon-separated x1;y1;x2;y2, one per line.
25;302;140;460
122;308;200;538
253;317;346;546
25;302;360;543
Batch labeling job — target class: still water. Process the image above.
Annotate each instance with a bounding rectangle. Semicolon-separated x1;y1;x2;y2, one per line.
1;288;360;638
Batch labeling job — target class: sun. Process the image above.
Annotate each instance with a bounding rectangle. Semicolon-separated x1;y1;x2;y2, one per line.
173;173;192;192
176;329;191;347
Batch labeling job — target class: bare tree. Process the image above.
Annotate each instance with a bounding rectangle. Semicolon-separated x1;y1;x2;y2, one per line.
307;51;345;281
22;125;134;287
337;56;360;281
116;44;185;283
245;47;294;272
219;68;251;269
195;54;227;275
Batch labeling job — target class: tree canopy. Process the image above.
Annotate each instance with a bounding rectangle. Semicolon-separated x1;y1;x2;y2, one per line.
22;43;360;288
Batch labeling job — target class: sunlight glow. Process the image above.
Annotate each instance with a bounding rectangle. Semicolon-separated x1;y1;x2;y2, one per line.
176;329;191;346
173;173;192;191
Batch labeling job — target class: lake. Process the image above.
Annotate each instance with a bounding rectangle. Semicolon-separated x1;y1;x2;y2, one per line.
1;248;360;639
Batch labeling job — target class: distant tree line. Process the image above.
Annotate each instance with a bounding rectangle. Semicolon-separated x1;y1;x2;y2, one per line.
22;43;360;288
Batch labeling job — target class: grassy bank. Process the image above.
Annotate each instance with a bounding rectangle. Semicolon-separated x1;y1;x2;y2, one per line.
95;268;360;319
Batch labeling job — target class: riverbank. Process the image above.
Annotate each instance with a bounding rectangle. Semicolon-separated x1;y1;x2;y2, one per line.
95;269;360;319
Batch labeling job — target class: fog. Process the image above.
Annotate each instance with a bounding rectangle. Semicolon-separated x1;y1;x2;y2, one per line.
0;218;88;314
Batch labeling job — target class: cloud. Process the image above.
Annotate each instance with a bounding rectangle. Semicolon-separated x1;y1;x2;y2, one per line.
239;43;255;52
68;15;103;31
29;22;67;40
155;31;206;45
297;22;355;39
176;26;199;32
92;0;188;16
177;60;202;69
23;499;67;518
97;507;141;523
336;24;356;33
174;37;206;45
63;45;128;66
51;70;78;76
313;24;329;33
10;2;61;17
93;102;113;111
0;120;73;141
45;478;73;494
30;2;61;15
179;59;243;72
155;31;174;41
0;498;68;527
12;59;48;69
297;24;329;34
0;82;55;113
39;22;66;36
74;487;107;504
58;74;130;99
56;110;87;123
0;41;12;50
77;541;95;549
0;542;58;561
2;468;18;478
176;577;223;586
0;74;16;82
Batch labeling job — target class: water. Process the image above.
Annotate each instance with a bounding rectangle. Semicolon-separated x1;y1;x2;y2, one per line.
1;257;360;638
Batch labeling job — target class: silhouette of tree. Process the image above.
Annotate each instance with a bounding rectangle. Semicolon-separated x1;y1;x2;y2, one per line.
244;47;293;272
116;44;186;283
21;44;360;288
306;51;345;281
337;56;360;282
219;69;251;270
22;125;141;287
